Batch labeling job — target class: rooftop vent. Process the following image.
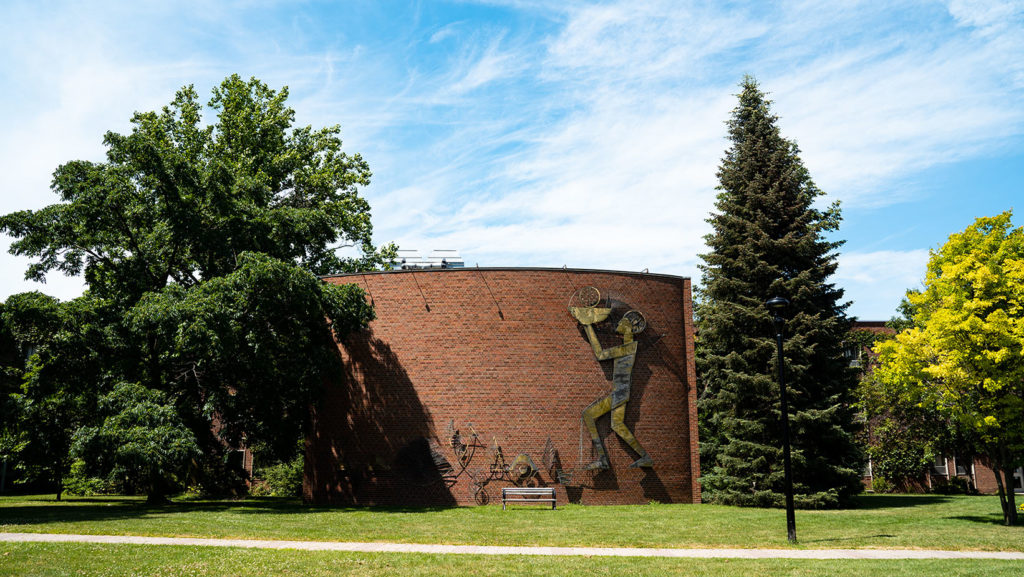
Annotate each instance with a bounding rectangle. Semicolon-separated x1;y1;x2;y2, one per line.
395;249;465;270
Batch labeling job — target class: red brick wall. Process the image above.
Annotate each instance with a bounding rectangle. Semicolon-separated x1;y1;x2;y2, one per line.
305;268;700;506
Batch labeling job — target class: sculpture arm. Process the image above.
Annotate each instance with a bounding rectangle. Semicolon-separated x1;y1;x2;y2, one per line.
584;325;627;361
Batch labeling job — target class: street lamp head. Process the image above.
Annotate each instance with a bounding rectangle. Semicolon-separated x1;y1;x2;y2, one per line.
766;296;789;314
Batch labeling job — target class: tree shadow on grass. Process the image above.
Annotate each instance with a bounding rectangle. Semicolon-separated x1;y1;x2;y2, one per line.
946;514;1010;525
848;494;951;509
0;496;462;527
800;534;895;544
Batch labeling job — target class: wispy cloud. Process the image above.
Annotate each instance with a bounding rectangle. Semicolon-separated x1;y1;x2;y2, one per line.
371;0;1023;320
835;249;931;318
2;1;1021;319
444;33;521;96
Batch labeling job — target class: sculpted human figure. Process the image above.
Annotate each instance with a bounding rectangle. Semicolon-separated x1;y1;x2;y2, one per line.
570;293;652;471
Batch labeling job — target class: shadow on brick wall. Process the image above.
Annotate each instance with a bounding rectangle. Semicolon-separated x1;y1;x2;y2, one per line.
305;332;456;506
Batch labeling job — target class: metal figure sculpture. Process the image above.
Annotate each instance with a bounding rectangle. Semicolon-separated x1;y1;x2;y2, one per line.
401;419;553;504
446;419;479;468
569;287;653;471
542;437;572;485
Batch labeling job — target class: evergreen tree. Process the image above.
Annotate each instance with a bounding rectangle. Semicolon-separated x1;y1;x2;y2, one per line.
697;77;863;508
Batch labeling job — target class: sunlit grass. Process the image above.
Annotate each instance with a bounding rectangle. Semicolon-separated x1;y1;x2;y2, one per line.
1;542;1022;577
1;493;1020;551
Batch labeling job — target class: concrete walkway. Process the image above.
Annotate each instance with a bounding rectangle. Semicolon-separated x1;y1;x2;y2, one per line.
3;533;1023;560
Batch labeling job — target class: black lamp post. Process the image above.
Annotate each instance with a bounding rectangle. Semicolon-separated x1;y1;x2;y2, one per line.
766;296;797;543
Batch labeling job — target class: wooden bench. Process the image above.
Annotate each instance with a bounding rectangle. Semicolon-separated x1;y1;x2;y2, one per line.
501;487;556;510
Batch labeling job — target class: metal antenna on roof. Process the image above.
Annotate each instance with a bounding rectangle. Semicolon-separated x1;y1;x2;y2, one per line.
476;264;504;320
360;274;375;307
561;265;578;295
410;270;430;312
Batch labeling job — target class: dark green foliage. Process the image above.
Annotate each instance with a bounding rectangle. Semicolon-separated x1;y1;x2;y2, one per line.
0;75;390;497
63;459;116;496
865;420;934;491
697;77;864;508
1;293;106;499
857;349;954;493
126;252;374;461
0;75;393;306
72;383;200;503
931;476;976;495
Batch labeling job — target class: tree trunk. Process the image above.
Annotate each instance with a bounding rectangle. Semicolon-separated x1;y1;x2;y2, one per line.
146;491;169;505
1001;465;1017;526
146;479;169;505
996;444;1018;526
993;464;1008;521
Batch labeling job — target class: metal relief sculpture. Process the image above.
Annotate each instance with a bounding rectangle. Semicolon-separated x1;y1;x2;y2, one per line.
569;287;653;471
439;420;545;505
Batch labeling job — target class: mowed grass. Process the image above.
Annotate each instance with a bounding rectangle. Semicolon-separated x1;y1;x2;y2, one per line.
1;543;1022;577
1;493;1021;551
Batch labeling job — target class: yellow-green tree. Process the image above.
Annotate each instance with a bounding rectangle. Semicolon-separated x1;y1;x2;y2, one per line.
875;212;1024;525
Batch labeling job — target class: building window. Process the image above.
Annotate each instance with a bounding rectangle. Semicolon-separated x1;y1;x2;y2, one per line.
931;455;948;476
954;454;972;476
842;344;862;368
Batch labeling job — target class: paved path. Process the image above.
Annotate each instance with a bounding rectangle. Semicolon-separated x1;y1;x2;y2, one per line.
3;533;1023;560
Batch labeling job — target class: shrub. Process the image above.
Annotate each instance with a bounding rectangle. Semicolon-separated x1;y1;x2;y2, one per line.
931;476;975;495
251;455;303;497
871;477;893;494
64;460;116;496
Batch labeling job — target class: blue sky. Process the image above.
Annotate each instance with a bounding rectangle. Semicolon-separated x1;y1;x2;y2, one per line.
1;0;1022;319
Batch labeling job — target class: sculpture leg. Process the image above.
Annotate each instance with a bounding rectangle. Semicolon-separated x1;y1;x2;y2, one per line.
582;396;613;470
610;404;652;468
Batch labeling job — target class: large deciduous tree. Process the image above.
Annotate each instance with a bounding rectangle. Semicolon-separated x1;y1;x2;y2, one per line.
1;74;390;305
875;212;1024;525
0;75;390;495
697;77;864;508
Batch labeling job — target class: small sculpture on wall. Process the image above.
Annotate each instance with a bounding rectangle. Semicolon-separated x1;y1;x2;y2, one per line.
437;423;550;505
446;419;479;467
543;436;572;485
569;287;653;471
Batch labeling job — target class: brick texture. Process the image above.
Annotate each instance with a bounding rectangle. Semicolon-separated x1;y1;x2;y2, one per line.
305;268;700;506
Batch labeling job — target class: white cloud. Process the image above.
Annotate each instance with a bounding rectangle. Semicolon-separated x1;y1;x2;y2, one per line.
446;40;518;95
366;1;1023;316
3;0;1023;321
835;249;931;318
545;1;767;81
947;0;1022;31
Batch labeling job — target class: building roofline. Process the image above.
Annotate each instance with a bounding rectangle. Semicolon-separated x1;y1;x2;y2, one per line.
852;320;891;328
320;266;690;283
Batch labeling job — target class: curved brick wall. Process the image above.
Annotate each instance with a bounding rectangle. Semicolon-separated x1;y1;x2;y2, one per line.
305;268;700;506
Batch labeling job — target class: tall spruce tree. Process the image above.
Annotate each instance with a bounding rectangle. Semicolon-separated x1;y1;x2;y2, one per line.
697;77;863;508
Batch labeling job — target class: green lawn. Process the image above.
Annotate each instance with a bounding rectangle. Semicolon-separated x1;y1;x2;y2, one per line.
0;542;1021;577
1;493;1020;551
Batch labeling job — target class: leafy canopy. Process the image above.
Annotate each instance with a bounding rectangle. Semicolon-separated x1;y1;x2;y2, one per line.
127;251;373;458
875;212;1024;440
875;211;1024;524
0;74;391;305
0;293;106;497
